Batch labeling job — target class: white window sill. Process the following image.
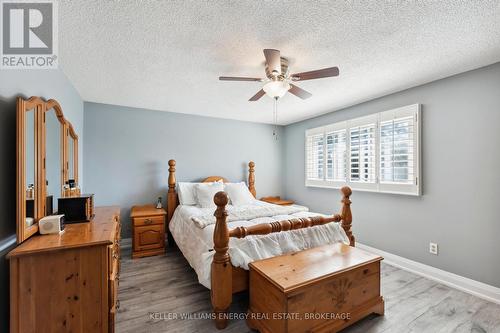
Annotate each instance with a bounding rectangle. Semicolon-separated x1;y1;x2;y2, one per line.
305;181;421;196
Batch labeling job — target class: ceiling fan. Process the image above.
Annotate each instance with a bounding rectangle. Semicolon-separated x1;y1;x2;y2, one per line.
219;49;339;101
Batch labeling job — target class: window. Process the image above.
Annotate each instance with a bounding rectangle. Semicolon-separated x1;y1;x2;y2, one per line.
305;104;421;195
305;133;324;180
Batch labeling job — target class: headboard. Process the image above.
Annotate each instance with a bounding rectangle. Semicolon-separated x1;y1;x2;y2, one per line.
202;176;229;183
166;160;256;225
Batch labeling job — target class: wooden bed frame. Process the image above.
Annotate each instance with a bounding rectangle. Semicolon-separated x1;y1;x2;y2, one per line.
166;159;355;329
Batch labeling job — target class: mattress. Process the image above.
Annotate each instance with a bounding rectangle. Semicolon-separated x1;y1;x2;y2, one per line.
169;200;349;288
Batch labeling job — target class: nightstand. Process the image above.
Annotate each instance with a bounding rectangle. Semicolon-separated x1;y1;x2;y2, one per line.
260;196;295;206
130;204;167;258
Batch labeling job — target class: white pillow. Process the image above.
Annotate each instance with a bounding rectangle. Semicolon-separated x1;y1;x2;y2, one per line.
225;182;255;206
195;182;225;208
178;182;199;206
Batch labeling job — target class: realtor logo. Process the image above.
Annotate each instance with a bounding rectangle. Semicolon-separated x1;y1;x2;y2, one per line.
1;0;58;69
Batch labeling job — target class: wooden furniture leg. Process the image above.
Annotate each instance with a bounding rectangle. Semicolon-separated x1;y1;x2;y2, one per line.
211;192;232;329
340;186;355;246
166;159;177;246
248;161;256;198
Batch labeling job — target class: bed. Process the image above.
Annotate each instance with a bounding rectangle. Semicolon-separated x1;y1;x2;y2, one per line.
166;159;355;329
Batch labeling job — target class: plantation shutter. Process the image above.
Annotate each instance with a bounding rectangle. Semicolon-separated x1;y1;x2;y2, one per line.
349;117;376;183
379;105;419;194
305;131;325;181
380;116;415;183
305;104;420;195
326;129;347;181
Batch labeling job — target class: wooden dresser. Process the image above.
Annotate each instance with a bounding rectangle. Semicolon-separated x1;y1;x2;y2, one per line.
7;206;121;333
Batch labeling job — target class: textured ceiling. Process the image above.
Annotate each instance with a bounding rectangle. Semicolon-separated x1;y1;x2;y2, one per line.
60;1;500;125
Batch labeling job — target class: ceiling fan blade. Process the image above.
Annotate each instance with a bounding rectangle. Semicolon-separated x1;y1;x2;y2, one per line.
249;89;266;101
291;66;339;81
219;76;262;82
289;84;312;99
263;49;281;76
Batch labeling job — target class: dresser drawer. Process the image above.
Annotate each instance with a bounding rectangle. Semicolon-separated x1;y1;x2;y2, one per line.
133;224;165;251
133;216;164;227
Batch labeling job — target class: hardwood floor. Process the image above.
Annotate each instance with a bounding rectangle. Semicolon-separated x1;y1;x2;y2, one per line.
117;246;500;333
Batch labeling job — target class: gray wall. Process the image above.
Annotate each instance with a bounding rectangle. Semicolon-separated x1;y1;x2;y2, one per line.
0;70;84;332
283;62;500;288
83;103;284;238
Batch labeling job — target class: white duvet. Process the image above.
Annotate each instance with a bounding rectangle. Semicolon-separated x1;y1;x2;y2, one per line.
169;200;349;289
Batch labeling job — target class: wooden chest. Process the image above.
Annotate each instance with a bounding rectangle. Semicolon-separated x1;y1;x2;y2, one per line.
8;206;121;333
130;205;166;258
247;243;384;333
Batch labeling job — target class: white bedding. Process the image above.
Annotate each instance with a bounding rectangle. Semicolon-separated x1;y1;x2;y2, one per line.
191;202;309;228
169;201;349;289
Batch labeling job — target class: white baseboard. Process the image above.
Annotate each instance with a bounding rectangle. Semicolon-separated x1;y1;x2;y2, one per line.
357;243;500;305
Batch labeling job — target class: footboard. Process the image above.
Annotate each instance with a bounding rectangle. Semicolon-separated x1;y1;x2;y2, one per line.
211;187;354;329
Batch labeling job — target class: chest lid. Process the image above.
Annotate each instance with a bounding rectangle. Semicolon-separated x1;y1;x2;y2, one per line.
249;243;382;293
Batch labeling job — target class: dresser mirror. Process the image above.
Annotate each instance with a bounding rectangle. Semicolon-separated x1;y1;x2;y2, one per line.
68;133;74;179
16;96;80;243
65;122;78;187
44;100;66;213
25;107;36;222
16;97;44;243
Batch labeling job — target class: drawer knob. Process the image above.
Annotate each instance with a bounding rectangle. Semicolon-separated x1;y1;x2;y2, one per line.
144;219;153;225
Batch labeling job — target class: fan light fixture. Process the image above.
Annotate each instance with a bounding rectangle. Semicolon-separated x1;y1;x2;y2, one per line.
219;48;339;101
263;80;290;99
219;49;340;139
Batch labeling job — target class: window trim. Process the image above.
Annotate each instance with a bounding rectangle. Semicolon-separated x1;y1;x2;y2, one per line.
305;104;421;196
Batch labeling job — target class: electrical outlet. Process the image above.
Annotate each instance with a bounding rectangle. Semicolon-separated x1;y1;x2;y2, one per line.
429;242;438;255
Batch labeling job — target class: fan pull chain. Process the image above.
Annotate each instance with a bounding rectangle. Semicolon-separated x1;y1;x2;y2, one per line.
273;97;279;141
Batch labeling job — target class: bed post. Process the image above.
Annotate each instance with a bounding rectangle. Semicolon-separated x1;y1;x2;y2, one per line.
340;186;355;246
211;191;232;329
167;159;177;246
248;161;256;198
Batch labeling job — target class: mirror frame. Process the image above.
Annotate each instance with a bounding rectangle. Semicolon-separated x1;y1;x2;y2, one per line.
64;121;78;185
16;96;45;243
16;97;80;244
42;100;67;216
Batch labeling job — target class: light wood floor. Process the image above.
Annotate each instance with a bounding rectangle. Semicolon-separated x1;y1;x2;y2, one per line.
117;246;500;333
